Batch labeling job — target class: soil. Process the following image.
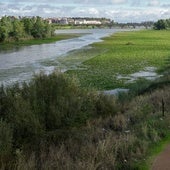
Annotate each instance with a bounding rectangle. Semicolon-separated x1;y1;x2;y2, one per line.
152;144;170;170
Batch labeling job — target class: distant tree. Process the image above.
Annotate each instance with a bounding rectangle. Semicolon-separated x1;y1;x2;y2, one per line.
154;19;168;30
0;25;8;42
0;16;55;42
44;21;54;37
11;19;25;41
165;19;170;28
21;17;34;36
32;16;46;38
0;16;13;42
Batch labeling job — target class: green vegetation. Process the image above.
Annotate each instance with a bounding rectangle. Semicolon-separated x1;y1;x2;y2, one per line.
0;33;82;51
0;68;170;169
0;29;170;169
154;18;170;30
0;16;84;50
0;72;118;169
0;16;54;42
53;24;94;29
66;30;170;90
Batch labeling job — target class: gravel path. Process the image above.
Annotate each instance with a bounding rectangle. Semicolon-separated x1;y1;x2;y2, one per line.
152;144;170;170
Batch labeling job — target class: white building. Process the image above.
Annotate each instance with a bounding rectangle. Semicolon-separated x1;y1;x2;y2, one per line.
74;19;102;25
84;20;102;25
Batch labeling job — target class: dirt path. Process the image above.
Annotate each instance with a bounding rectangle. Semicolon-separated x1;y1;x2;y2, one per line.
152;144;170;170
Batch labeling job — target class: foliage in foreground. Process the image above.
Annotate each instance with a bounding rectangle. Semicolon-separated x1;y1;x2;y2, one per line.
0;72;118;169
0;71;170;170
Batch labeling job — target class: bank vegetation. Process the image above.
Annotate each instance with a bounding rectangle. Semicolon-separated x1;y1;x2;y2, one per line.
0;62;170;169
0;16;54;42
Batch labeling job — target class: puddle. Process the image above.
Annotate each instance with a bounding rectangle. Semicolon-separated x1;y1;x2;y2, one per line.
117;67;162;83
103;88;129;96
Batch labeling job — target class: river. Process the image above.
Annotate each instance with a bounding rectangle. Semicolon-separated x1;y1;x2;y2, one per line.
0;29;124;85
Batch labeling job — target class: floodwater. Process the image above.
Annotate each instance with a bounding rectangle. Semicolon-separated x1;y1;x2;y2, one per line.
117;67;161;83
0;29;123;85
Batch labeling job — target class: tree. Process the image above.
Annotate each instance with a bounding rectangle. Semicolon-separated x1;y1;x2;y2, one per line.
154;19;168;30
32;16;45;38
44;21;54;37
11;19;25;41
21;17;34;36
165;19;170;28
0;16;13;42
0;16;55;42
0;25;8;42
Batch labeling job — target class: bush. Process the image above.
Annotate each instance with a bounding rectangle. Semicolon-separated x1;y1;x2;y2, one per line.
0;120;13;169
1;71;170;169
0;72;119;168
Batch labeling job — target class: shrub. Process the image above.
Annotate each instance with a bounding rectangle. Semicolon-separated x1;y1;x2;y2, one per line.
0;119;13;169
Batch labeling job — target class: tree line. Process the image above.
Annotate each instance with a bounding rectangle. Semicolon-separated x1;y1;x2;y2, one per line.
0;16;54;42
154;18;170;30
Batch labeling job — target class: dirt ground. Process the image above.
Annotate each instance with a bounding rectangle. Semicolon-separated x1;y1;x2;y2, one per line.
152;144;170;170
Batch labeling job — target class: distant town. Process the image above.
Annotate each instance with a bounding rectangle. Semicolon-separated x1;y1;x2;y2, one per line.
0;16;112;25
0;16;154;28
46;17;111;25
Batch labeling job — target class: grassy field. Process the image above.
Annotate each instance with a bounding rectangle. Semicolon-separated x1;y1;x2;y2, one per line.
66;30;170;90
0;34;82;51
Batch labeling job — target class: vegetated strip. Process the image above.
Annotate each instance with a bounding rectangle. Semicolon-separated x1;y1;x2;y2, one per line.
0;34;82;50
66;30;170;90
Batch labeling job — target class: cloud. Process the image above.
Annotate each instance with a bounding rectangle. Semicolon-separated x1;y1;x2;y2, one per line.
71;7;99;17
0;0;170;22
102;7;170;22
111;0;127;4
161;4;170;8
88;8;99;15
148;0;160;6
12;0;128;5
130;0;142;6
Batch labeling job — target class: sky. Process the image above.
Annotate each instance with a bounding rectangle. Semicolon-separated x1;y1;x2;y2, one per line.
0;0;170;23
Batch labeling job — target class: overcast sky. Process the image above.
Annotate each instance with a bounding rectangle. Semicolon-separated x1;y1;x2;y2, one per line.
0;0;170;22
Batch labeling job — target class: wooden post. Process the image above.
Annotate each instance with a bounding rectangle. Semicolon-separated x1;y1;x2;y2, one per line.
162;98;165;117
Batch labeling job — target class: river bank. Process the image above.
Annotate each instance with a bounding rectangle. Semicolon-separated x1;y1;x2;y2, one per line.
0;34;82;51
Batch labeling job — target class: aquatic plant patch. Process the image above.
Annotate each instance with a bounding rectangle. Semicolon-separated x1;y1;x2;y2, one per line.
66;30;170;90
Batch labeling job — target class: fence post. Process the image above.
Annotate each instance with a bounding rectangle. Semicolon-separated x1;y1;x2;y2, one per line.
162;98;165;117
